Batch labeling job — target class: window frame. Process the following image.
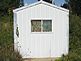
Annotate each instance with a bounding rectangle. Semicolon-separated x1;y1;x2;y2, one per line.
31;19;52;33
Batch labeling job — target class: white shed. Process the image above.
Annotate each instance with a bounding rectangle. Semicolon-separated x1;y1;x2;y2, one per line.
13;1;69;58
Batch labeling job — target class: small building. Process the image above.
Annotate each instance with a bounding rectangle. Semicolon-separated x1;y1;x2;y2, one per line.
13;0;69;58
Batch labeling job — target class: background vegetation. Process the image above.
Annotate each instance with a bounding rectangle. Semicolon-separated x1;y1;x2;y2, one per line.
0;0;23;61
0;0;81;61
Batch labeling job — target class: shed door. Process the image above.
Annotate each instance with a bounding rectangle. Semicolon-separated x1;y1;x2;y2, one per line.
30;36;51;58
30;20;52;58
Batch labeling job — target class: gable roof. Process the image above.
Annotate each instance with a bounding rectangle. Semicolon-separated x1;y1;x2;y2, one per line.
13;1;69;13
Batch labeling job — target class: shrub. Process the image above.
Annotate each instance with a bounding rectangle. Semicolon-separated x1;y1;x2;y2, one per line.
0;11;22;61
0;44;23;61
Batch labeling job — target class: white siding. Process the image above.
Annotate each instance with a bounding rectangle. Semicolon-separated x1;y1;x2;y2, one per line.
14;3;69;58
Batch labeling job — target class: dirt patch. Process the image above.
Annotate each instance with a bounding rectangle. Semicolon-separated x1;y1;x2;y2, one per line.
23;58;56;61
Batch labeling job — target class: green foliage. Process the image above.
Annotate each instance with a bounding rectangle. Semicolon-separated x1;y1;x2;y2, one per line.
69;0;81;16
69;14;81;51
0;44;23;61
0;15;22;61
0;0;23;61
55;50;81;61
0;0;20;16
0;15;13;45
62;0;81;16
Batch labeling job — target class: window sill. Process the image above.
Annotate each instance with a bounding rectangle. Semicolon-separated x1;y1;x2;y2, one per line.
31;32;53;34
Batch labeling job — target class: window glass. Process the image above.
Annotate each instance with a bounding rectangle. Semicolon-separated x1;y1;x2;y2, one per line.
31;20;52;32
43;20;52;32
31;20;41;32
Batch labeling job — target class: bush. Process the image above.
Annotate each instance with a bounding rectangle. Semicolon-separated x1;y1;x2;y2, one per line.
0;15;22;61
0;44;23;61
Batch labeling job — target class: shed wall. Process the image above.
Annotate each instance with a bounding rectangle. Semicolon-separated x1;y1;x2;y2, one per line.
14;3;69;58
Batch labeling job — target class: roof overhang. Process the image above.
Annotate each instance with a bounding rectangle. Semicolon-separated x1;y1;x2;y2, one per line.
13;1;69;13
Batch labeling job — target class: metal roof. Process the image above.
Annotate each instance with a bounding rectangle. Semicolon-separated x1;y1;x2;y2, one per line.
13;1;69;13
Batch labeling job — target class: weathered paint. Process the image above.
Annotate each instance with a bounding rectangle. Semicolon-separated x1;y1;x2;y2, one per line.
13;1;69;58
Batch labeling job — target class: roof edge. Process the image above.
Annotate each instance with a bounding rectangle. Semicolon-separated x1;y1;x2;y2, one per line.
13;1;69;13
42;1;69;12
13;1;42;13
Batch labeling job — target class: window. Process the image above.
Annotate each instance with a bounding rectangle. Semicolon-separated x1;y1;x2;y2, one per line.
31;20;41;32
43;20;52;32
31;20;52;32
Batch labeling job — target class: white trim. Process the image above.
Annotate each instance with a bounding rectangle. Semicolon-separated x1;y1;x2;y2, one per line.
41;20;43;32
31;32;53;34
40;0;43;1
13;1;69;13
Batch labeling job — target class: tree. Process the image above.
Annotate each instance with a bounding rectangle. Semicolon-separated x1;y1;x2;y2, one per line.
19;0;24;7
69;0;81;16
0;0;23;60
61;3;69;9
61;0;81;16
0;0;21;16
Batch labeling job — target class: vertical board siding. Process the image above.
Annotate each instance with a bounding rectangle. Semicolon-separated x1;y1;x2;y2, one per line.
14;3;69;58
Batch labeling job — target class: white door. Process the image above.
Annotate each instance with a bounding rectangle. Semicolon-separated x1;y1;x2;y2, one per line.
30;35;51;58
29;20;52;58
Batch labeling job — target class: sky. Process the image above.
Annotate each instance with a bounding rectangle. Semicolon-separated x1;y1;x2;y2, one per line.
24;0;65;6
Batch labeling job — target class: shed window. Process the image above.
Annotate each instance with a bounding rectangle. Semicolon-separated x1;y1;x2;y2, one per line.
31;20;52;32
31;20;41;32
43;20;52;32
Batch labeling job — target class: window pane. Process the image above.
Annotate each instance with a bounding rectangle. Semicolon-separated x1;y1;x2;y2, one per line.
43;20;52;32
31;20;41;32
